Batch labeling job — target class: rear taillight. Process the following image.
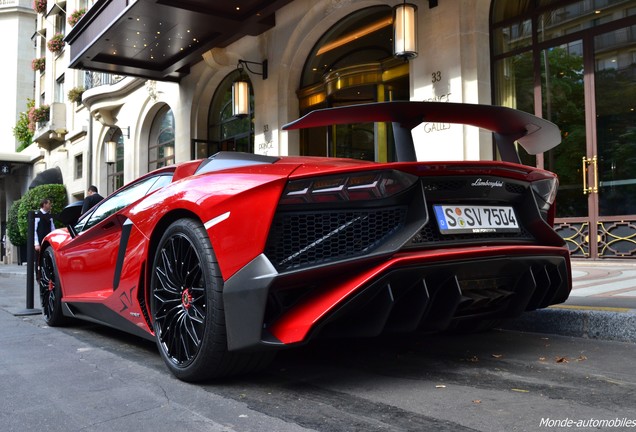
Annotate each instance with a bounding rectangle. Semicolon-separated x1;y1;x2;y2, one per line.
280;170;418;205
531;177;558;209
531;177;558;223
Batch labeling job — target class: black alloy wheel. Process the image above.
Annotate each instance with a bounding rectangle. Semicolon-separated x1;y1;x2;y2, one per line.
150;218;273;381
39;247;68;326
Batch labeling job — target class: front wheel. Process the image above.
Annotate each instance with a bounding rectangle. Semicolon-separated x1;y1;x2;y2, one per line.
39;246;70;326
150;218;273;381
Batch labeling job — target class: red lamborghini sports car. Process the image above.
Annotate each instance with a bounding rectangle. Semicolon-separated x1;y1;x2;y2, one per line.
39;101;571;381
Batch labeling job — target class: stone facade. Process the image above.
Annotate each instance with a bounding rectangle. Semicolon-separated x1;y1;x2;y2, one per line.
2;0;497;263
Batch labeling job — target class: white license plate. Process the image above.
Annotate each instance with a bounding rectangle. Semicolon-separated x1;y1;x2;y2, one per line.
433;205;520;234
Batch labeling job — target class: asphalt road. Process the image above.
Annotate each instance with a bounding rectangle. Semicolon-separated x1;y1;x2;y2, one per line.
1;271;635;432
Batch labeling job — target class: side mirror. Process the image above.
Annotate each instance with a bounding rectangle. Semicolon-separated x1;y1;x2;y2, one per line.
54;201;84;237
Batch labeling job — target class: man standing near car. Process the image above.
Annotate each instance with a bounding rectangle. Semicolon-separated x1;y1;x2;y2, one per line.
34;198;55;279
81;185;104;214
34;198;55;253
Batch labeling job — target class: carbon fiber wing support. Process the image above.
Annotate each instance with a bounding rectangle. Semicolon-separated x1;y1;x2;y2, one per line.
282;101;561;164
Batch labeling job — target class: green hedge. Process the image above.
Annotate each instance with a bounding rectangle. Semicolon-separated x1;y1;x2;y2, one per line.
7;199;25;246
16;184;68;243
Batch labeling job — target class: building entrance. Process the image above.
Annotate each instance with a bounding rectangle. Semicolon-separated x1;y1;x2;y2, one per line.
297;6;410;163
492;0;636;259
551;28;636;258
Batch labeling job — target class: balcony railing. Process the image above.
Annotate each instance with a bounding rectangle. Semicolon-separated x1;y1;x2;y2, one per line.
84;71;125;90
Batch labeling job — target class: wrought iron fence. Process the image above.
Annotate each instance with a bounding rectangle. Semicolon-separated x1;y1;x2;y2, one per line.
84;71;125;90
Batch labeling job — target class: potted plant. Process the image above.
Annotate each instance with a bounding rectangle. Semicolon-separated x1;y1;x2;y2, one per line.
47;33;65;54
67;86;85;103
28;104;50;131
67;8;87;27
32;0;46;14
13;100;35;151
31;57;46;72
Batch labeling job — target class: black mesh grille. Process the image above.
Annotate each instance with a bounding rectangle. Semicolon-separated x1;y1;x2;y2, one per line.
265;207;407;271
506;183;527;194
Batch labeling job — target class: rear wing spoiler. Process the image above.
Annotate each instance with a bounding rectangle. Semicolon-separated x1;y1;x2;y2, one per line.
282;101;561;164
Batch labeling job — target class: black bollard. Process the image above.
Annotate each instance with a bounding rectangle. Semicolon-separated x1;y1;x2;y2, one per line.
14;211;41;316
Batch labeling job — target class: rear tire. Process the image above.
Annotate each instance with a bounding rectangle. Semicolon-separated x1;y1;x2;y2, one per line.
150;218;273;381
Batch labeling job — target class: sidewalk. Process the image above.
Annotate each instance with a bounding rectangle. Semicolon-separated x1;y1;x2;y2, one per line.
1;259;635;342
566;260;636;309
505;259;636;343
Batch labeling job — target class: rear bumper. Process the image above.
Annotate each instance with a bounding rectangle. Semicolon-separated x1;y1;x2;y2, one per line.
223;245;571;351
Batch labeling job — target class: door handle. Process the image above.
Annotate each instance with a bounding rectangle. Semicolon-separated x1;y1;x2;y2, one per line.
582;156;598;195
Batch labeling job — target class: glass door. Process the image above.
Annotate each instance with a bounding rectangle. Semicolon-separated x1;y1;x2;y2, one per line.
541;39;593;256
593;26;636;257
549;28;636;258
490;0;636;260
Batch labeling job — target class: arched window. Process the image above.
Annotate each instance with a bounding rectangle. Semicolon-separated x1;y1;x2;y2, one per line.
148;105;175;171
298;6;409;162
104;127;124;195
201;70;254;157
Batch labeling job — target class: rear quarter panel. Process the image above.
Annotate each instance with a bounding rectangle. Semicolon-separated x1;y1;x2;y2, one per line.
126;169;291;281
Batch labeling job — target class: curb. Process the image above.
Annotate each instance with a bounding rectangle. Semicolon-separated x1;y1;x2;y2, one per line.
503;306;636;343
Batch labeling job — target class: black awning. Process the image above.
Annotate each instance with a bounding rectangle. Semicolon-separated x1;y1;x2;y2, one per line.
65;0;293;81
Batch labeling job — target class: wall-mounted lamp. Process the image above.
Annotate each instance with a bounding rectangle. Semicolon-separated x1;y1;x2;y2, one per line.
232;80;250;118
237;59;268;80
232;59;268;117
105;140;117;165
393;2;418;60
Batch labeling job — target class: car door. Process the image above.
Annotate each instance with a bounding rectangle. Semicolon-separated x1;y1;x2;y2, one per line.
58;174;172;300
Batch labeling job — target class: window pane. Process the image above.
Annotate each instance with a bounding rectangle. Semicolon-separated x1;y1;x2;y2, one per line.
492;53;536;166
541;44;587;217
148;105;175;171
492;19;532;55
595;26;636;216
301;6;392;88
539;0;636;42
208;71;254;156
491;0;535;24
74;154;83;179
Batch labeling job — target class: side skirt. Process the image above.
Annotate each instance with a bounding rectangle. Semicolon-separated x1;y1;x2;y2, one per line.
62;301;155;342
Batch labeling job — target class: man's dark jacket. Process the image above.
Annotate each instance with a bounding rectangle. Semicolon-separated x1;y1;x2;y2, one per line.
81;193;104;214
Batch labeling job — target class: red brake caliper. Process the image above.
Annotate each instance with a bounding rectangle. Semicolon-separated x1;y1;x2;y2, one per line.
181;288;192;310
